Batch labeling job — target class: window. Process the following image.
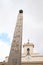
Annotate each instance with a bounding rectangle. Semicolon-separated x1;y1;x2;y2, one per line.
27;48;30;55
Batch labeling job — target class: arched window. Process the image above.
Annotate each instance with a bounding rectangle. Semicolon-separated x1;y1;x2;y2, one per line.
27;48;30;55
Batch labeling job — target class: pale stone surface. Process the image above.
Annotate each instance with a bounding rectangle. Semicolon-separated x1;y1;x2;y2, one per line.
23;41;34;55
8;10;23;65
22;41;43;63
4;42;43;64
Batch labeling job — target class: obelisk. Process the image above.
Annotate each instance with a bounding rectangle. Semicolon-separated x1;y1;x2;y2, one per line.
8;10;23;65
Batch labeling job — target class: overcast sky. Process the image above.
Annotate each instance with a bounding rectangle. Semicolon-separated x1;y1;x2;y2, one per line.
0;0;43;61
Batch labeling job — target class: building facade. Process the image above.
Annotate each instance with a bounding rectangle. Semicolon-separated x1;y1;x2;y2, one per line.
22;41;43;65
0;41;43;65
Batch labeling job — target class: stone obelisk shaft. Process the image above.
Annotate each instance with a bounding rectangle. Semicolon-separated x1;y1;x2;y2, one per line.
8;10;23;65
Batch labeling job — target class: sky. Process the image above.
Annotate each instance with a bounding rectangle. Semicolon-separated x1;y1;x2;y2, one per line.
0;0;43;61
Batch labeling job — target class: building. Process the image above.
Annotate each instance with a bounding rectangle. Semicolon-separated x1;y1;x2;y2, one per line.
0;10;43;65
22;41;43;65
0;41;43;65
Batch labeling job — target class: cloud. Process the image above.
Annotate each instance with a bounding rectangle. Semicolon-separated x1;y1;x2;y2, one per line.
0;33;11;61
0;40;10;62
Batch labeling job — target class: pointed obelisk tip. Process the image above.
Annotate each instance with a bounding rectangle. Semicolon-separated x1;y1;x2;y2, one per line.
19;9;23;13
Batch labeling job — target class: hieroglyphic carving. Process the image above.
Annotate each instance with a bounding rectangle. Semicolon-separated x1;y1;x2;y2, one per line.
8;10;23;65
12;58;17;65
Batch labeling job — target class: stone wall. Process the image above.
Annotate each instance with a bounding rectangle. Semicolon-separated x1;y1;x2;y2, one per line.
0;62;7;65
22;63;43;65
22;62;43;65
0;62;43;65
